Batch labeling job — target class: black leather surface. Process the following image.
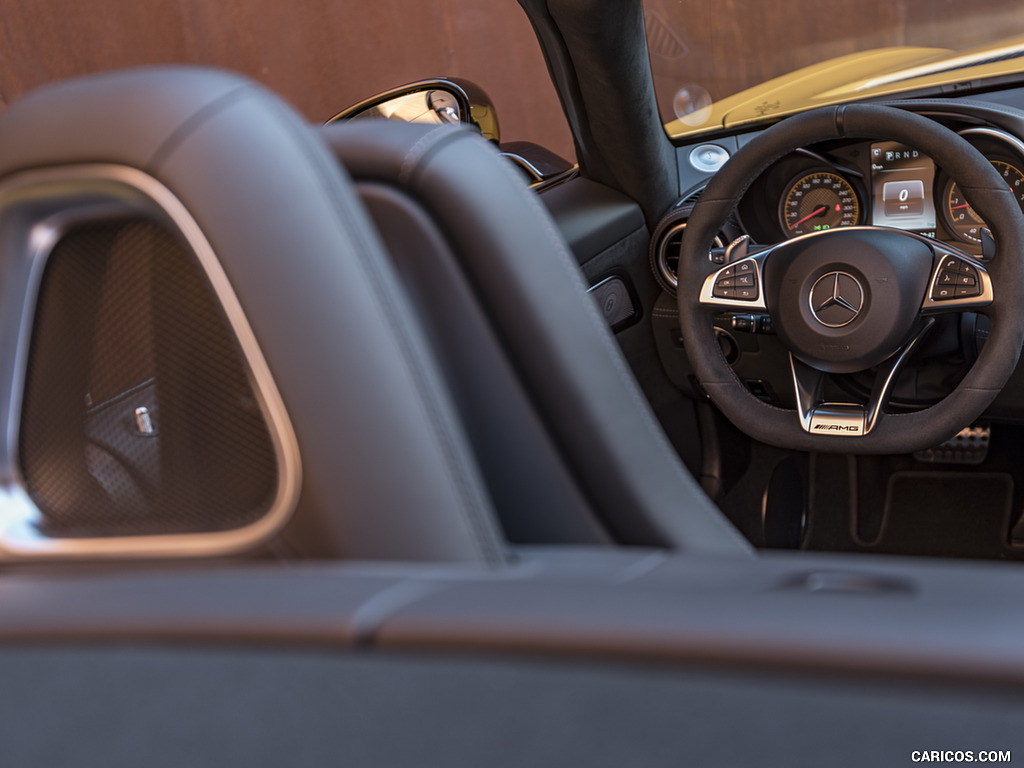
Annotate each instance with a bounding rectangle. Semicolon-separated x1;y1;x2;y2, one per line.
0;550;1022;684
0;67;246;173
323;120;751;554
356;182;611;546
3;644;1023;768
0;550;1022;764
0;67;506;563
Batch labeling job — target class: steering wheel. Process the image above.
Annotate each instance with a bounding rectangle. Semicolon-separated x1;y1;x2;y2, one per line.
678;104;1024;453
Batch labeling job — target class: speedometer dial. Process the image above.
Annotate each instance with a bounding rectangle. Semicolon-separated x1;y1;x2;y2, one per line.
944;160;1024;244
780;171;861;237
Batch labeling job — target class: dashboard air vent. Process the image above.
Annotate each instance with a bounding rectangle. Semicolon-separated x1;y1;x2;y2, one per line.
650;188;725;295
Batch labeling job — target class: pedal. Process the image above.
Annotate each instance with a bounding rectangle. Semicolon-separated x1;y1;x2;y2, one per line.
913;425;990;465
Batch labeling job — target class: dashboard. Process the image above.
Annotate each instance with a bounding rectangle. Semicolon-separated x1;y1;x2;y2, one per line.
736;127;1024;253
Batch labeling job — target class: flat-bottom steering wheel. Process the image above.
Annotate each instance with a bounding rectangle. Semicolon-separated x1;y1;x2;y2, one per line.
678;104;1024;453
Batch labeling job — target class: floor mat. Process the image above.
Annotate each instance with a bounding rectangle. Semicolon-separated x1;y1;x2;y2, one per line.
872;472;1014;558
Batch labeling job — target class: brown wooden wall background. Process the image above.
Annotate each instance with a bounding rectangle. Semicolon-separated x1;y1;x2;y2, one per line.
3;1;1024;163
0;0;576;159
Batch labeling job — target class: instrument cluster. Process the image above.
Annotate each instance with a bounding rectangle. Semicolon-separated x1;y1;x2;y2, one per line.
736;127;1024;254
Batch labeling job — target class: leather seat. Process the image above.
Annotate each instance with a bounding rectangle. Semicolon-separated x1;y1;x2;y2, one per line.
0;67;506;564
322;120;750;555
0;65;745;562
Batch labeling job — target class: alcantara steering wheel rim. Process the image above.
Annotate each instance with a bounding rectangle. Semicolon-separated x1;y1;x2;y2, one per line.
677;104;1024;454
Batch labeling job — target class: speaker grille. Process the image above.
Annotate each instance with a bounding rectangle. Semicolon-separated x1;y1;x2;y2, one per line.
19;218;278;538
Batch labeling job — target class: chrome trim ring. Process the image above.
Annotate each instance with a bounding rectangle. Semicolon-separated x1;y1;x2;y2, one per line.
656;220;724;293
808;271;864;328
0;164;301;560
958;126;1024;163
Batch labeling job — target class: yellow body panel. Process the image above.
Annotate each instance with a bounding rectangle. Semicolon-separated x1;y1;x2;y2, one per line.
665;35;1024;138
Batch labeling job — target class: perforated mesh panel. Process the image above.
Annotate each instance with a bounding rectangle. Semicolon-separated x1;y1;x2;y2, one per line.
19;218;279;538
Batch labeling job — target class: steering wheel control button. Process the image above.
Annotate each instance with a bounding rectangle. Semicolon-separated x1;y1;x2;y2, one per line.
713;261;758;301
925;251;990;307
809;271;864;328
703;256;766;308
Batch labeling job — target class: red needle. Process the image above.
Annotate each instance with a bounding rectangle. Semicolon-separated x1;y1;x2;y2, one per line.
951;203;972;210
788;204;829;230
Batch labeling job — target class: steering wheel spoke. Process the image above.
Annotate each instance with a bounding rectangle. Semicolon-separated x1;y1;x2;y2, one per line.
790;318;937;437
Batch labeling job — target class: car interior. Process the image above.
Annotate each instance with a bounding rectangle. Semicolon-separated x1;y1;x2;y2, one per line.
3;0;1024;765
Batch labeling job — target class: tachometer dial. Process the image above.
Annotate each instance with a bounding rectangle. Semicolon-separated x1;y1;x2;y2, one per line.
780;171;861;237
944;160;1024;244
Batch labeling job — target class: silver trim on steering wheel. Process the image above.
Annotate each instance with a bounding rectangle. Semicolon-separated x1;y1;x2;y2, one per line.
789;318;937;437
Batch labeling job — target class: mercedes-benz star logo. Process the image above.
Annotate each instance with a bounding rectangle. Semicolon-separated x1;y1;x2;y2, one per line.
809;271;864;328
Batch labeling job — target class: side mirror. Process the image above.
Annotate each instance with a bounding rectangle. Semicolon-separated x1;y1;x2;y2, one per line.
327;78;500;143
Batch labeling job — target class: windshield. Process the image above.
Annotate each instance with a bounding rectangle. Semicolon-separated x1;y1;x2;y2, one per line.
644;0;1024;138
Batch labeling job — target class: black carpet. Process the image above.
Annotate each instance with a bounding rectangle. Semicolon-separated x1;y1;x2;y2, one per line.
872;471;1013;558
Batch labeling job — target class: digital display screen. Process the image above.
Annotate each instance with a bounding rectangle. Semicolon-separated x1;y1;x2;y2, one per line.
870;142;937;233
